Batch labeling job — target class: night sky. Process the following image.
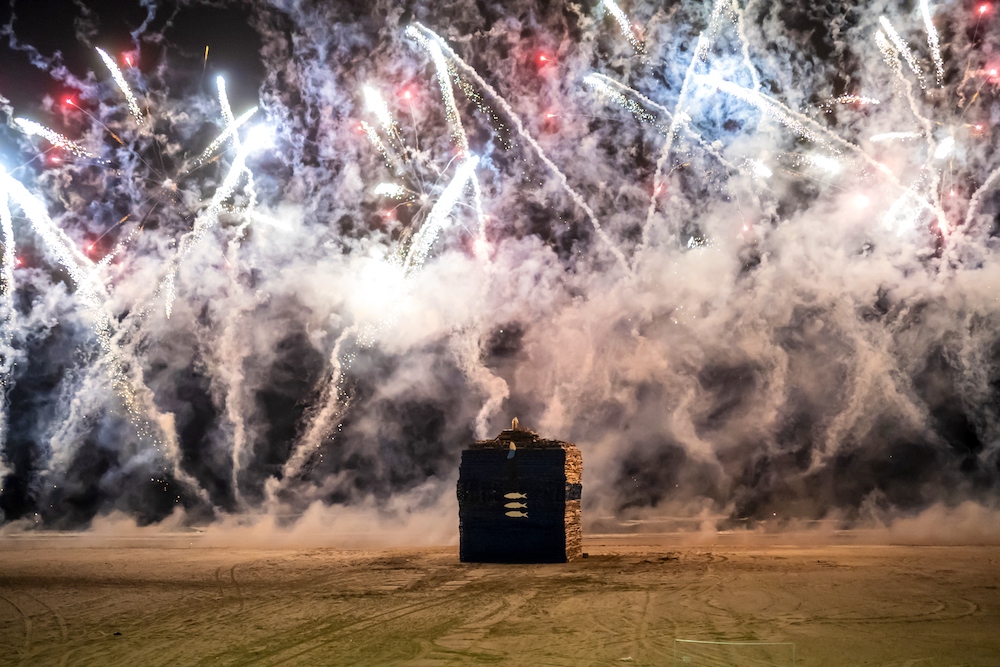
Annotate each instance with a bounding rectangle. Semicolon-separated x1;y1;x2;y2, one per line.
0;0;998;535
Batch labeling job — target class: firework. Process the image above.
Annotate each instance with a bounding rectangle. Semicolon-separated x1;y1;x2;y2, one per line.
920;0;946;86
870;131;923;143
96;47;144;123
1;0;998;529
408;22;630;272
405;27;488;236
193;106;258;168
641;0;736;251
374;182;409;198
0;174;16;482
878;17;927;90
362;86;401;144
601;0;643;52
161;122;269;318
403;155;481;273
13;117;93;157
278;325;357;492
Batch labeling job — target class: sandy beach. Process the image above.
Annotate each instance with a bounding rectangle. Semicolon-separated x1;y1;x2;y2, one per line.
1;534;997;666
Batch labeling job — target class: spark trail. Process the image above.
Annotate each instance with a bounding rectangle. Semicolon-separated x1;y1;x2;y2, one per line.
0;171;204;501
0;175;16;487
640;0;731;256
161;124;266;318
920;0;946;86
602;0;643;52
13;118;93;157
405;27;488;239
403;155;480;273
96;48;144;123
408;22;630;273
192;106;258;170
878;17;927;90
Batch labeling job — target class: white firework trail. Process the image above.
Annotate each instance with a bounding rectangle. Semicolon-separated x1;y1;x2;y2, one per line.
584;74;660;126
0;178;16;484
602;0;643;52
820;95;881;109
0;171;205;500
13;117;93;157
405;27;489;239
451;323;510;439
883;181;924;234
875;30;935;152
211;76;263;504
704;76;828;145
360;120;401;174
584;71;768;230
403;155;480;274
374;182;409;198
807;154;843;175
729;0;761;92
704;78;947;228
218;77;258;211
640;0;731;254
965;165;1000;231
878;17;927;90
870;131;923;143
214;145;278;505
95;225;139;270
162;124;265;318
220;217;256;505
0;173;106;302
409;22;630;273
96;47;144;123
277;325;357;492
362;86;401;144
920;0;945;86
192;106;257;168
585;73;743;174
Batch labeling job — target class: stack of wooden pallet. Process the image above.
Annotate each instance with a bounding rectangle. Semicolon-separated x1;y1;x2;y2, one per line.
458;423;582;563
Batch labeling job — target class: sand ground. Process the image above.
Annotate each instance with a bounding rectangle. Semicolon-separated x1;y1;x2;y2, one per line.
0;535;998;666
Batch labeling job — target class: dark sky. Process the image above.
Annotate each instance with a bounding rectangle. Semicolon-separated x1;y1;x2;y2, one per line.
0;1;263;113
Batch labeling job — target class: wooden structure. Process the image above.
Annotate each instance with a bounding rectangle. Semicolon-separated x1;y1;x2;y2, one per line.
457;422;582;563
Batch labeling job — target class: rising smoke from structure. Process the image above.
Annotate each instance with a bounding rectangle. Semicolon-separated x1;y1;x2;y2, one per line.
0;0;999;536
